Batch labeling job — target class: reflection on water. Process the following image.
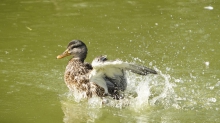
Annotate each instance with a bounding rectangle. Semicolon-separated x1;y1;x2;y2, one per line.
61;99;102;123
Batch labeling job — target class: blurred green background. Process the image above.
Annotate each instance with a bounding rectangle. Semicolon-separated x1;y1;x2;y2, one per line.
0;0;219;123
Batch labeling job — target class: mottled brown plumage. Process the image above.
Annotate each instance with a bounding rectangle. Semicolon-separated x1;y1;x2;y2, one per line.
57;40;105;98
64;58;105;98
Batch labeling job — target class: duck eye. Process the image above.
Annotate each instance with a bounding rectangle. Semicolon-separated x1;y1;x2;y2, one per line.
71;45;77;49
70;44;82;49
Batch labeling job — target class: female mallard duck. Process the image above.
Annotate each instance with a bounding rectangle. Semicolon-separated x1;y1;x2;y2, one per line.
57;40;157;99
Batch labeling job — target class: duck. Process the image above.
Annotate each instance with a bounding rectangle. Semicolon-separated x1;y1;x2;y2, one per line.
57;40;157;99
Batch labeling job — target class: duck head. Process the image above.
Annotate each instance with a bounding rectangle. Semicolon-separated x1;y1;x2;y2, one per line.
57;40;88;61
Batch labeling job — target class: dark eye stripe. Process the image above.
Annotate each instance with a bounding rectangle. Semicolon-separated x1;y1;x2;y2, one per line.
70;44;82;49
71;46;76;49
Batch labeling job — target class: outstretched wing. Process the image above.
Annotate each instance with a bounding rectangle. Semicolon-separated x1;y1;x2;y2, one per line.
125;63;157;75
91;56;157;94
92;56;157;75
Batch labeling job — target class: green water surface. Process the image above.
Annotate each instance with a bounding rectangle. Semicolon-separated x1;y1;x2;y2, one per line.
0;0;220;123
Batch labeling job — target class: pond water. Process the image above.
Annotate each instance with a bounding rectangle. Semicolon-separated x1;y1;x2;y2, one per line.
0;0;220;123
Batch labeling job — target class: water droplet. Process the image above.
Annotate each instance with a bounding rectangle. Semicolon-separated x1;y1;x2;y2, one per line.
204;6;213;10
208;98;216;103
204;61;209;66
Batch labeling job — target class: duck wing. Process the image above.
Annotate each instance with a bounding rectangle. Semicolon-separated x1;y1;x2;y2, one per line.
91;56;157;95
125;63;157;75
92;57;157;76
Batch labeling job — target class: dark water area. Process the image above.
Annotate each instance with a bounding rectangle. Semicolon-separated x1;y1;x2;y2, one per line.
0;0;220;123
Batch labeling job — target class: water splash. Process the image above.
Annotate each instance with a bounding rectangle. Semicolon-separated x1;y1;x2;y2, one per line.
61;66;178;110
62;62;220;123
127;67;178;110
60;66;181;123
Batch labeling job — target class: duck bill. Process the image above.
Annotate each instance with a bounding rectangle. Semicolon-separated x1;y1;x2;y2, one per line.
57;49;71;59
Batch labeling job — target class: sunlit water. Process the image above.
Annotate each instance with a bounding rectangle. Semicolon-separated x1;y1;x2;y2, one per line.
1;0;220;123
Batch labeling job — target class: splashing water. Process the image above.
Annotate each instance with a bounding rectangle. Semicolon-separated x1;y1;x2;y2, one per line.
60;66;181;123
61;66;178;110
126;67;178;110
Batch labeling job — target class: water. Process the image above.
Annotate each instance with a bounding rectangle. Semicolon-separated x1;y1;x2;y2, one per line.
0;0;220;123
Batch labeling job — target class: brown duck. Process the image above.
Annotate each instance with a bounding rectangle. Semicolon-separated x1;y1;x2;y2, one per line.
57;40;157;99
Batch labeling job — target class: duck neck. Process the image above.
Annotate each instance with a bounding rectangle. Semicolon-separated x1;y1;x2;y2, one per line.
71;57;85;63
